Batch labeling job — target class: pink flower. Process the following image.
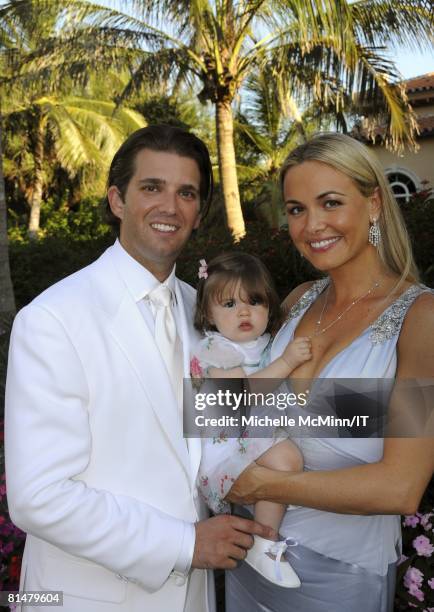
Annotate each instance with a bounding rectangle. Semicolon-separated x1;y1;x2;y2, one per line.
404;514;420;527
397;553;408;565
413;535;434;557
190;356;203;379
420;512;433;531
404;566;424;588
408;582;425;602
428;578;434;589
198;259;208;279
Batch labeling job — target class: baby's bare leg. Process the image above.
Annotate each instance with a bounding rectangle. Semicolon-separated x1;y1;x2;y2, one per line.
254;440;303;538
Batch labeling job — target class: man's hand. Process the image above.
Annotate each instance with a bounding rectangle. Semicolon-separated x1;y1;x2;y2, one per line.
191;514;276;569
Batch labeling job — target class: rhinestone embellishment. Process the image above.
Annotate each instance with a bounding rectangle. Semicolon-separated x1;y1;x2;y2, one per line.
286;280;432;345
370;285;433;344
286;278;329;321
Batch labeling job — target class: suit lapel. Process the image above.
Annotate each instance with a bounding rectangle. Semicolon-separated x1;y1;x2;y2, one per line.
90;249;191;480
108;294;191;479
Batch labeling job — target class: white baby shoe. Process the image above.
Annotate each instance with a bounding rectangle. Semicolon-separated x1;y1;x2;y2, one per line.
245;535;301;588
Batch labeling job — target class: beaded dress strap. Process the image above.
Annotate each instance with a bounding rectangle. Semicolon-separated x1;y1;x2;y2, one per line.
370;284;434;345
286;278;329;322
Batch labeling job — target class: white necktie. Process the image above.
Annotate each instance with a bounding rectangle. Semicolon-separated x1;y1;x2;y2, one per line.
148;284;183;409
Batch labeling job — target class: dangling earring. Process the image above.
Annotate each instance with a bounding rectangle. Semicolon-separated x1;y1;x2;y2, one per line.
368;218;381;247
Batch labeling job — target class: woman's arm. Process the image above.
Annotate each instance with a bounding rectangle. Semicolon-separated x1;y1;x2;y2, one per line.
227;293;434;515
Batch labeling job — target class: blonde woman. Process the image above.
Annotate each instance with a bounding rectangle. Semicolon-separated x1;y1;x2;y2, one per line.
225;133;434;612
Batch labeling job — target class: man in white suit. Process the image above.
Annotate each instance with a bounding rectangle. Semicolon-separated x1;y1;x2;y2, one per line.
5;126;272;612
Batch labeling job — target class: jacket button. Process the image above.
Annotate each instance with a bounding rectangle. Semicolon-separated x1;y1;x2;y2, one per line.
171;571;187;586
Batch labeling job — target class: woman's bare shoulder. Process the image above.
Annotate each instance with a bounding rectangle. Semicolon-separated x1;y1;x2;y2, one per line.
281;281;316;315
397;289;434;377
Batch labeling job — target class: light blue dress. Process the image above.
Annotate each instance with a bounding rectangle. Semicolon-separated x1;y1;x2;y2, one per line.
226;279;433;612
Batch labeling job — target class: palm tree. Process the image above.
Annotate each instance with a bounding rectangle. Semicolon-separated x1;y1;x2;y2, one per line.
3;95;146;236
22;0;431;240
235;63;368;228
0;0;148;236
235;69;321;228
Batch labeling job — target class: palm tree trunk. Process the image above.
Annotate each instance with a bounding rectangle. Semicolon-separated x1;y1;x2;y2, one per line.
0;119;16;331
28;117;44;239
215;100;245;241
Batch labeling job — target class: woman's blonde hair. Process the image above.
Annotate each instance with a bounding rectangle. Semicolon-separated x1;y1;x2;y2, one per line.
279;132;419;283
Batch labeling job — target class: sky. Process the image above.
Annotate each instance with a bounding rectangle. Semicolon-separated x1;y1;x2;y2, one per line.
392;48;434;79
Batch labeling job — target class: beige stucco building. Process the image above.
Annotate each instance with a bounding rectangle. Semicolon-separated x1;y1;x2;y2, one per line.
361;73;434;201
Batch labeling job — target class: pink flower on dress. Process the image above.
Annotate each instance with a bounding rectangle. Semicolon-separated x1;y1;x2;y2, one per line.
413;535;434;557
190;356;203;378
404;514;420;527
404;566;424;588
408;582;425;602
219;474;235;495
397;553;408;565
420;512;433;531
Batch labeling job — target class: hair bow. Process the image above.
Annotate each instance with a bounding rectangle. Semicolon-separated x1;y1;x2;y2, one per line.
198;259;208;279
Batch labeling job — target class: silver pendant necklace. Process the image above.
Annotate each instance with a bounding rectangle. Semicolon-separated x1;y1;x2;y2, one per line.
313;280;381;338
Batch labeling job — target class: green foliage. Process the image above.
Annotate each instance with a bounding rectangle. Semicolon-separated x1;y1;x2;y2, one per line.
400;192;434;287
178;221;319;298
6;191;434;309
9;233;114;311
8;195;112;241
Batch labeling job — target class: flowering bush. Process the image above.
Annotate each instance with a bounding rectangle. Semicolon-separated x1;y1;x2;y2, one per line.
395;503;434;610
0;420;26;593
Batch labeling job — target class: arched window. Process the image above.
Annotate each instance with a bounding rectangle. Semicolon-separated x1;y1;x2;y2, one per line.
385;167;420;203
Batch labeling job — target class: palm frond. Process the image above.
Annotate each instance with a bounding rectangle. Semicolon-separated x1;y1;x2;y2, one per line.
351;0;433;52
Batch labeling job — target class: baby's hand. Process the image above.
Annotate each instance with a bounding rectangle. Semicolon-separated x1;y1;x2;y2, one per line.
282;336;312;368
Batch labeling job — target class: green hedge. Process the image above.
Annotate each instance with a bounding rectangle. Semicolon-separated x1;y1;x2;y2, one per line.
8;193;433;310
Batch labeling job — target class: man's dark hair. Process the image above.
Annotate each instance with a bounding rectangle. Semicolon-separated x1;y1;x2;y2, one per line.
106;124;214;227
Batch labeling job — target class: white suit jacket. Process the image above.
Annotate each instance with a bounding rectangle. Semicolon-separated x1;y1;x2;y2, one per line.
5;244;214;612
